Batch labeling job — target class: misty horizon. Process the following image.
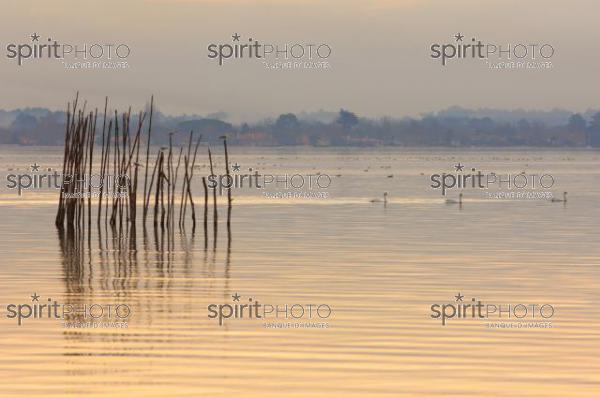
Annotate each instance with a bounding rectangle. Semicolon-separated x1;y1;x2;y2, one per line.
2;104;600;126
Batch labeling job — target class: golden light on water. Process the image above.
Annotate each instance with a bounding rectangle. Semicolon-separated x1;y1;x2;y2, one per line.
0;148;599;396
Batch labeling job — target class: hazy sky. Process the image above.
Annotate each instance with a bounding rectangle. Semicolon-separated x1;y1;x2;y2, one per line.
0;0;597;121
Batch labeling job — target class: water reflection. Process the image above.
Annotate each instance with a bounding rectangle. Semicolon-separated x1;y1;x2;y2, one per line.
57;220;232;343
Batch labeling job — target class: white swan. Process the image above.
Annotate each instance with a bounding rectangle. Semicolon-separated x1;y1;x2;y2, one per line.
551;191;567;203
370;192;388;204
445;193;463;205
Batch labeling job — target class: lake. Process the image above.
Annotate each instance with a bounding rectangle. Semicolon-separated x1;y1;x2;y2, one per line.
0;146;599;396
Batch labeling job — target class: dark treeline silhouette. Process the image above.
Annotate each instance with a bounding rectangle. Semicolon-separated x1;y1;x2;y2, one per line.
2;107;600;147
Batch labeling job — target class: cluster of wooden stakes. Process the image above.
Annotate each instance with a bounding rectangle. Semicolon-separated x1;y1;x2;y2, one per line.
54;94;233;248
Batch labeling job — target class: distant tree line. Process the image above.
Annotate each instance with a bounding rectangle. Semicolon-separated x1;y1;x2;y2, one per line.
1;107;600;147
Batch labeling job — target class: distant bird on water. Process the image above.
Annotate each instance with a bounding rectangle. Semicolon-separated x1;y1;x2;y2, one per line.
445;193;463;205
551;191;567;203
370;192;388;204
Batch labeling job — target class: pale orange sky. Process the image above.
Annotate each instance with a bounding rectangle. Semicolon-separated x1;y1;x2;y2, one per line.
0;0;597;121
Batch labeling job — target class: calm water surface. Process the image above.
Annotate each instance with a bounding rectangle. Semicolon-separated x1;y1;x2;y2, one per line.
0;146;599;396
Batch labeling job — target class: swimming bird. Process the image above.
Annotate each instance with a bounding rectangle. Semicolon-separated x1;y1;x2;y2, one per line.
445;193;463;205
551;191;567;203
370;192;388;204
